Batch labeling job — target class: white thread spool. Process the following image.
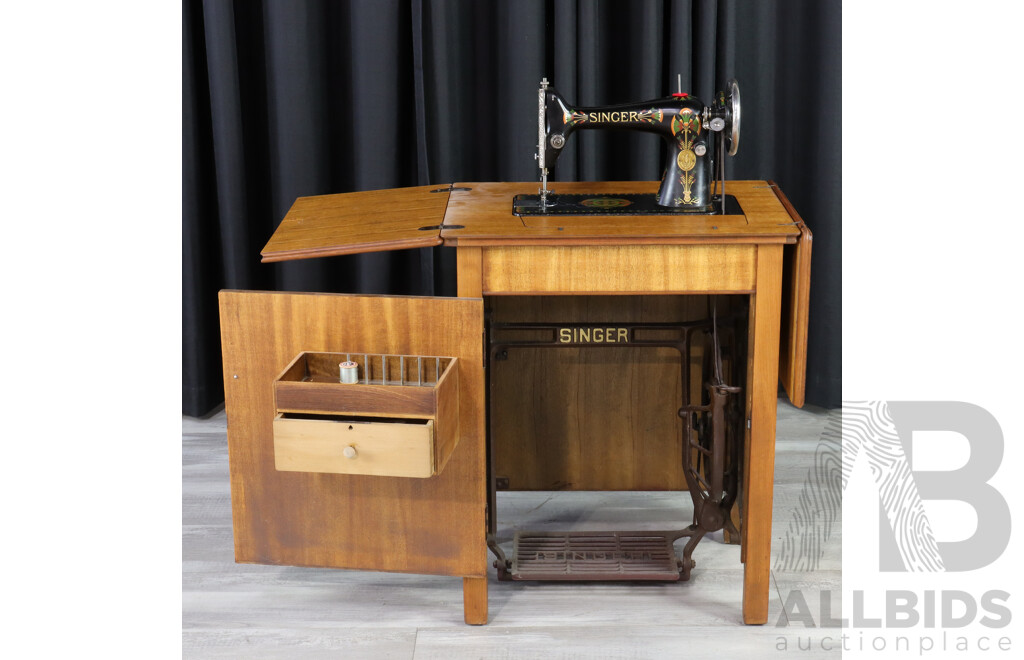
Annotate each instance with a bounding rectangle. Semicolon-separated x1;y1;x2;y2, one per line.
339;361;359;384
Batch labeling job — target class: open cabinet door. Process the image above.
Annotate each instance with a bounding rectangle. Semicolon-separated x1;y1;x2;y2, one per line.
219;291;486;579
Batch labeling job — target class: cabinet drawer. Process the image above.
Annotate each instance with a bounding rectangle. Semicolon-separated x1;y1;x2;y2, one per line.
271;351;459;477
273;414;436;478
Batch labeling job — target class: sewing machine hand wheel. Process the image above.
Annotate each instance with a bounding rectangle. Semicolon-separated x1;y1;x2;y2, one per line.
725;79;741;156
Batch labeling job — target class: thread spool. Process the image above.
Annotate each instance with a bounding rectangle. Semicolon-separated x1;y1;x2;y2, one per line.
339;361;359;384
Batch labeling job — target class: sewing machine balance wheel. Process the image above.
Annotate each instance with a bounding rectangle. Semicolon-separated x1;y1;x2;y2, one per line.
726;79;741;156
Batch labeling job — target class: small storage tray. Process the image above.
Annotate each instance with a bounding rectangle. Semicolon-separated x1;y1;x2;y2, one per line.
272;352;459;478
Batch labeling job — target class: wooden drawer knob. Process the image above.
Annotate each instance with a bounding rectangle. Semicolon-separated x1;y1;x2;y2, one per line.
342;445;358;459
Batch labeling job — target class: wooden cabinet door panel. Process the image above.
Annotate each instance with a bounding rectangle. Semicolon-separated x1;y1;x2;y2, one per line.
219;291;486;577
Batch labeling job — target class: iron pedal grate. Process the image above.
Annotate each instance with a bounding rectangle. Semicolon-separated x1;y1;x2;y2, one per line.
509;531;682;581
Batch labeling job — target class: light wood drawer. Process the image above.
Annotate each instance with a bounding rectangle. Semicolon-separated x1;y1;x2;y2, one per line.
273;414;436;478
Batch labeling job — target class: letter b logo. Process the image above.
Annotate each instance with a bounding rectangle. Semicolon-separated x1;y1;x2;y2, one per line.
868;402;1011;571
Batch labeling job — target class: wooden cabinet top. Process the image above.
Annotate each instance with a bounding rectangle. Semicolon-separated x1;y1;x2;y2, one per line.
261;180;801;263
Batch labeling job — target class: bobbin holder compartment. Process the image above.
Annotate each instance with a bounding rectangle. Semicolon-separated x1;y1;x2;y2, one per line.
272;351;459;478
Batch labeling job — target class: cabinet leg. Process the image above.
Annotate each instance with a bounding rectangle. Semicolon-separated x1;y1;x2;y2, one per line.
463;577;488;625
742;244;783;625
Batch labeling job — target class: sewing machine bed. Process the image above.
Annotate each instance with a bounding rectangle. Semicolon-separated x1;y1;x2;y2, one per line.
513;193;742;216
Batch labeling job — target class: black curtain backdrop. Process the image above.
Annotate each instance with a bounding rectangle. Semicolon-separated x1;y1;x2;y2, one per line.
184;0;841;416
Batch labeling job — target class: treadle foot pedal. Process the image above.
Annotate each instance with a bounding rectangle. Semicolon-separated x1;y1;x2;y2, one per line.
507;531;682;581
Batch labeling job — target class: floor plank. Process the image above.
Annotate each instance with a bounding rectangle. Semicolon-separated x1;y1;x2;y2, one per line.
183;628;416;659
411;625;813;660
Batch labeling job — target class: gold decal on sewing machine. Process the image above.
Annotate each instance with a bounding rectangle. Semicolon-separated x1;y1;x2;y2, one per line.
677;171;697;205
586;108;662;124
558;327;630;343
580;197;631;208
563;108;588;126
665;108;701;204
671;109;700;136
677;149;696;172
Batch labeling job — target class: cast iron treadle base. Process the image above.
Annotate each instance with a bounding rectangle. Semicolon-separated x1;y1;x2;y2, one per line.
507;531;682;581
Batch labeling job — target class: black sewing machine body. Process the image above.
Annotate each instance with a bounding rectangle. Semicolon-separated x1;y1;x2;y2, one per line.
535;79;740;213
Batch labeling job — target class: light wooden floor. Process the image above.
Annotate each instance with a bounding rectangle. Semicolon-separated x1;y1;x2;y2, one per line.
183;401;839;658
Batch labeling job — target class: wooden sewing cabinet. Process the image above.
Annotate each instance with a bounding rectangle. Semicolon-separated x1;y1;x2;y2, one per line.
219;180;811;625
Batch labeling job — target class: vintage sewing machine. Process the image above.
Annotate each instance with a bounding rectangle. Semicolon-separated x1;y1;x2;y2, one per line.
523;77;740;214
219;77;811;626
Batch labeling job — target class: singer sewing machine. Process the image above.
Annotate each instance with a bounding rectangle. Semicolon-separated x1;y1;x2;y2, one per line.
522;77;740;214
219;77;811;626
